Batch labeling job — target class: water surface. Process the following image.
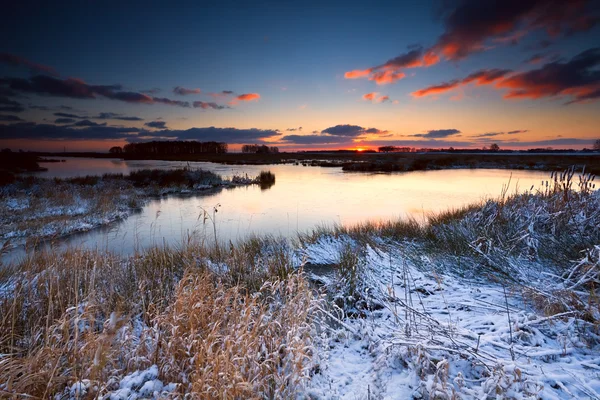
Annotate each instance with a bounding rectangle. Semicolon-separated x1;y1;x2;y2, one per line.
12;157;550;260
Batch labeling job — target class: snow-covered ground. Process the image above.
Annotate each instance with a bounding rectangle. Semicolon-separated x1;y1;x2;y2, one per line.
0;171;264;250
301;237;600;399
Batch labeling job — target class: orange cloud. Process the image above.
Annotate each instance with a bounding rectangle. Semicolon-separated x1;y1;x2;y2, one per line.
362;92;391;103
412;69;511;97
236;93;260;101
228;93;261;105
370;69;406;85
345;69;372;79
363;92;377;101
344;47;436;85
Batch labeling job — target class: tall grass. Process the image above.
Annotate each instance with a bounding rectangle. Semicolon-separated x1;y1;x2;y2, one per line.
0;236;319;398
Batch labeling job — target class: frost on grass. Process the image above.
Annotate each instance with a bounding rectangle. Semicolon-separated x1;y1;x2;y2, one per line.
303;169;600;399
1;169;599;399
0;168;273;249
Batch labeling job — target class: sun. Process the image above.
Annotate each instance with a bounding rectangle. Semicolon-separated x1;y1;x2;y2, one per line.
356;147;365;152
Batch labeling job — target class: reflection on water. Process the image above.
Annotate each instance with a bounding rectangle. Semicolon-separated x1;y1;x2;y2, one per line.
13;157;551;261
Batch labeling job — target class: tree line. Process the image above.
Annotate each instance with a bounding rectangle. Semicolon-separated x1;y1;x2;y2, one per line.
110;141;228;155
241;144;279;154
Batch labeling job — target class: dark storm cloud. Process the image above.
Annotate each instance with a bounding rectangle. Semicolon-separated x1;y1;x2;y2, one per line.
0;75;191;107
0;115;23;122
412;129;461;138
192;101;229;110
0;53;59;76
144;121;168;129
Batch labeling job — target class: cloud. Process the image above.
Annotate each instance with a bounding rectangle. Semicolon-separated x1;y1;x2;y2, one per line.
364;128;387;134
472;130;531;138
286;127;303;132
141;88;161;94
345;46;437;85
0;122;142;140
525;53;547;64
0;115;23;122
144;121;168;129
54;112;84;119
0;96;24;113
344;69;372;79
173;86;201;95
362;92;392;103
496;47;600;103
192;101;229;110
228;93;261;106
209;90;235;99
145;126;280;142
412;69;512;97
344;1;598;85
0;53;59;76
54;118;76;124
473;132;503;138
279;135;348;145
0;122;280;143
321;124;367;137
52;111;143;121
432;0;598;61
73;120;106;127
0;75;191;107
363;92;377;101
412;129;461;138
94;112;143;121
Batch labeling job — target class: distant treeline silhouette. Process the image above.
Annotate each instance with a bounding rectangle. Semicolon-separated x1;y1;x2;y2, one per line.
241;144;279;154
114;141;228;155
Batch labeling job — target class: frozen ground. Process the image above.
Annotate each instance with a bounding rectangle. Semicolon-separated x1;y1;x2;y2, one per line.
0;171;261;250
301;237;600;399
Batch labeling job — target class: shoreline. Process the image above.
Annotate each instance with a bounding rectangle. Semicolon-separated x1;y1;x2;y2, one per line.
0;168;273;252
31;150;600;175
1;176;599;398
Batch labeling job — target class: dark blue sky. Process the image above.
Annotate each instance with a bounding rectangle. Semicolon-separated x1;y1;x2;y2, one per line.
1;0;599;151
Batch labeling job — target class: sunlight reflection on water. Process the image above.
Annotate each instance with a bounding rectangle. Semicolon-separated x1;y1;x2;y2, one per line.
13;157;550;261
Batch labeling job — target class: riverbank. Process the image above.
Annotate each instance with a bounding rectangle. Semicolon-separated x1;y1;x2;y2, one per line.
1;169;599;398
28;150;600;176
0;168;274;250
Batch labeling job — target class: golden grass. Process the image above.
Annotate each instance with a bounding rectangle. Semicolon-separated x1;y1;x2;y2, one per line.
0;238;319;398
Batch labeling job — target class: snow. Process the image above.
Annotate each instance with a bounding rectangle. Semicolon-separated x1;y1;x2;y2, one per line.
301;237;600;399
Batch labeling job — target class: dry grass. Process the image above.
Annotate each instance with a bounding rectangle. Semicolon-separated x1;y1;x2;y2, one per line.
0;236;319;398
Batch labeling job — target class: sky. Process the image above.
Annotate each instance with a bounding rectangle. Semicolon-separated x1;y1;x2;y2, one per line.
1;0;599;152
